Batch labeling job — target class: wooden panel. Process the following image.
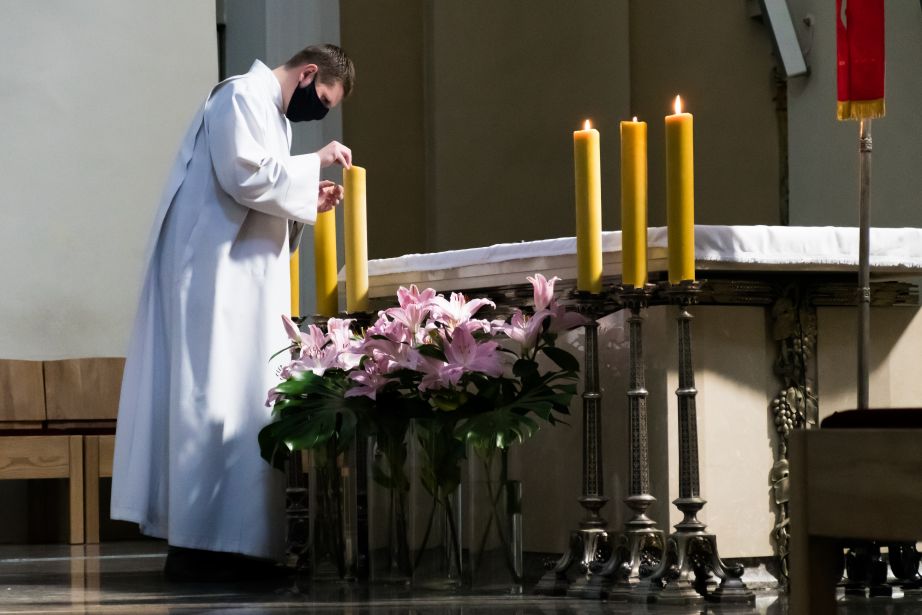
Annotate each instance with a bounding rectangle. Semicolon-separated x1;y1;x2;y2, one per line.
0;436;71;479
789;428;922;615
84;436;100;544
0;360;45;421
68;436;84;544
803;429;922;542
98;434;114;476
44;358;125;421
0;421;44;430
45;421;116;431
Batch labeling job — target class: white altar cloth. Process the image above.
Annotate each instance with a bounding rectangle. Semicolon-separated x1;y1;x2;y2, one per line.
357;225;922;298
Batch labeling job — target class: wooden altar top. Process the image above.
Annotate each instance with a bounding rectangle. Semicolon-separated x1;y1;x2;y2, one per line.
353;225;922;300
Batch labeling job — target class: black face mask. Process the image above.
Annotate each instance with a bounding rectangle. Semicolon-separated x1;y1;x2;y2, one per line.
285;80;329;122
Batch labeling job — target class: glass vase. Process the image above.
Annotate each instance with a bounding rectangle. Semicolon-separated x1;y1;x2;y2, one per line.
308;439;358;581
465;445;524;594
410;418;466;589
366;427;413;584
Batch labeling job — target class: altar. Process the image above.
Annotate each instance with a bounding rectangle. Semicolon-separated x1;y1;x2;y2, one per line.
352;225;922;573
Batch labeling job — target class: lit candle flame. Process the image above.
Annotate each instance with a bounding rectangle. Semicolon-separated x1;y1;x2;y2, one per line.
633;116;638;122
674;95;683;115
583;119;591;130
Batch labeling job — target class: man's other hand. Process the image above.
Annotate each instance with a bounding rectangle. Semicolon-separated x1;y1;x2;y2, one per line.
317;180;344;213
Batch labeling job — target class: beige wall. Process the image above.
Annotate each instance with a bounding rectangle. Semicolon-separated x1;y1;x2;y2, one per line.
817;306;922;417
426;0;630;253
341;0;631;258
630;1;781;227
340;0;429;260
0;0;217;359
341;0;786;260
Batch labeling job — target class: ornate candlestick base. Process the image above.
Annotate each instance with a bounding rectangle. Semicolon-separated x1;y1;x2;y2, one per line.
534;292;612;598
643;281;754;605
592;284;666;601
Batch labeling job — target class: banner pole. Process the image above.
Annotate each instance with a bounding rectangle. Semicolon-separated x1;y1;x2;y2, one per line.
857;118;872;411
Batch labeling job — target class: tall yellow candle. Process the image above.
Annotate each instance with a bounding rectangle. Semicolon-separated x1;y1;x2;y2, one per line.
620;117;647;288
343;165;369;312
573;119;603;293
665;95;695;284
313;209;338;316
289;249;300;316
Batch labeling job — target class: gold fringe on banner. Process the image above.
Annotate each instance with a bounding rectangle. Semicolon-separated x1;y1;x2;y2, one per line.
837;99;886;121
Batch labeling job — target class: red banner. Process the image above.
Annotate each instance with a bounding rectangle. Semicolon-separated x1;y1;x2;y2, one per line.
836;0;885;120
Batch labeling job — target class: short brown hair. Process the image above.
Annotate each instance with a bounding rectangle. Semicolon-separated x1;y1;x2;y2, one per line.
285;44;355;98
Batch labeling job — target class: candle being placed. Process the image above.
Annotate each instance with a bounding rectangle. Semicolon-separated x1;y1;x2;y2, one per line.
343;165;369;312
665;95;695;284
313;209;338;316
573;119;603;293
620;116;647;288
289;250;300;316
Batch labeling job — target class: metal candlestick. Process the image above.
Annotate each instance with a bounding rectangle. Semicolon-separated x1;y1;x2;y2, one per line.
644;281;754;605
535;292;613;597
593;284;665;600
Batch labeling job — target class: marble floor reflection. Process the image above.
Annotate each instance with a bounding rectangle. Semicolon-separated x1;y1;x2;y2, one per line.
1;542;921;614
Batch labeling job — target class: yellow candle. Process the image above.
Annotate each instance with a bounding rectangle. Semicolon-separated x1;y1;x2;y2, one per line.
289;249;300;316
313;209;338;316
665;95;695;284
573;119;603;293
343;165;369;312
620;117;647;288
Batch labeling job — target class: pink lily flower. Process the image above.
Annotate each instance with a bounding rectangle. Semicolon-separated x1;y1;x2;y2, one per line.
430;292;496;331
265;386;284;408
346;360;393;400
397;284;438;309
281;314;302;345
289;341;340;377
527;273;561;311
326;318;356;350
385;302;431;337
417;354;461;392
503;308;551;352
547;303;590;334
442;326;504;378
296;324;329;361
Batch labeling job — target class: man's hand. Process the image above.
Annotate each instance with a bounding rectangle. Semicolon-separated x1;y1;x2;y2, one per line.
316;141;352;169
317;180;344;213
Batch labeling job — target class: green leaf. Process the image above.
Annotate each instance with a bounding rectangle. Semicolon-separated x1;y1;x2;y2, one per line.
268;344;298;363
416;344;446;361
513;359;538;379
541;346;580;372
457;407;540;451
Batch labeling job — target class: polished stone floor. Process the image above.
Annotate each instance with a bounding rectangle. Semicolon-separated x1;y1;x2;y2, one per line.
1;542;921;614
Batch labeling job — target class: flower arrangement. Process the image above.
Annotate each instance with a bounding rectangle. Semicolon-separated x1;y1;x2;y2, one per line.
258;273;586;582
258;273;586;472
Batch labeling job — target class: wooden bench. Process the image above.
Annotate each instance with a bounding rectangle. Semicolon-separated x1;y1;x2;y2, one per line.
0;358;123;544
43;358;122;544
0;359;85;543
789;412;922;614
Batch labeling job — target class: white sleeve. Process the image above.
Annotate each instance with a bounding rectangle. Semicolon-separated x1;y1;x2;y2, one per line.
205;86;319;225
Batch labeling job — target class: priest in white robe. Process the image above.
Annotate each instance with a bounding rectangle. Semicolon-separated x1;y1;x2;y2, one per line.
111;44;355;579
